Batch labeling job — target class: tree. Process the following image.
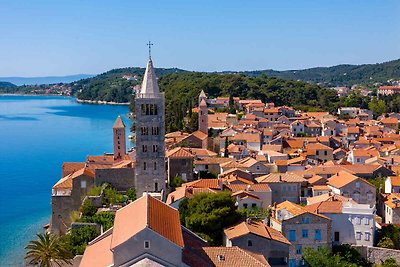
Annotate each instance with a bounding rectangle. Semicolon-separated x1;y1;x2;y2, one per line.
377;236;395;249
178;192;241;245
80;199;97;217
380;258;398;267
25;232;73;267
224;137;229;157
377;224;400;249
228;94;236;114
126;187;137;201
303;247;357;267
61;226;99;256
368;97;386;118
170;176;184;190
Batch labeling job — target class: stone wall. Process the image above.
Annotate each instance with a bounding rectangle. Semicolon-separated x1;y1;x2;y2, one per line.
95;168;135;191
354;245;400;265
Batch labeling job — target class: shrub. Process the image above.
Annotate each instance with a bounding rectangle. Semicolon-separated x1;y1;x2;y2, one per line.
80;199;97;217
126;187;137;201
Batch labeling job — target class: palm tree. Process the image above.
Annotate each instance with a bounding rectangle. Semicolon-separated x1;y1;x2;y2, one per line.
25;232;73;267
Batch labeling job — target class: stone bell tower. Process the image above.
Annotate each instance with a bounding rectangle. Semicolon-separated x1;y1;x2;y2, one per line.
134;49;166;199
198;90;208;134
113;115;126;160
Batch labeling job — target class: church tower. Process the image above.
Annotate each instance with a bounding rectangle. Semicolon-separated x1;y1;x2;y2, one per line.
113;115;126;160
135;53;166;199
198;90;208;134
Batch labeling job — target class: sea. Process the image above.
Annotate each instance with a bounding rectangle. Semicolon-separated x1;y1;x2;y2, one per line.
0;95;131;266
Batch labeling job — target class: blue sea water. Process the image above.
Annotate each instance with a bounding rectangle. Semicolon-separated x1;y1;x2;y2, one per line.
0;95;130;266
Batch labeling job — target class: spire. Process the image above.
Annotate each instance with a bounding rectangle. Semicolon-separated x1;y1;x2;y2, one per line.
140;57;160;97
113;115;125;128
199;98;207;107
199;90;207;98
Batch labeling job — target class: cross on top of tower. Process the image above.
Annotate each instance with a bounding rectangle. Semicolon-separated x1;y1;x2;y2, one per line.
147;41;154;59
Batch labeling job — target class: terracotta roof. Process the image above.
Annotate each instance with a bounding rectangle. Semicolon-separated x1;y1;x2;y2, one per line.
305;200;343;214
231;133;261;143
111;194;184;249
327;171;359;189
188;148;218;157
225;183;271;193
112;115;125;128
232;190;261;200
86;155;115;164
385;193;400;209
347;127;360;134
307;192;353;205
306;143;333;151
61;162;85;177
224;220;290;245
256;173;305;183
275;201;330;220
352;149;378;158
80;229;113;267
312;185;331;191
198;246;271;267
390;176;400;187
219;168;253;180
166;147;195;158
53;167;94;189
191;130;208;140
182;179;221;190
381;117;399;124
195;157;234;165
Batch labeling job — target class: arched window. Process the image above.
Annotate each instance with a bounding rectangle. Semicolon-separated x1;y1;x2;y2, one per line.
247;240;253;247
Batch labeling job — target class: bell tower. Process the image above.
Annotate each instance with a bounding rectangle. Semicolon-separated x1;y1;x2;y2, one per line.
198;90;208;134
113;115;126;160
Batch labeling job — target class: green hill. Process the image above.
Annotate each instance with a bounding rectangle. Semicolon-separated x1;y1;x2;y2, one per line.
0;81;17;88
239;59;400;86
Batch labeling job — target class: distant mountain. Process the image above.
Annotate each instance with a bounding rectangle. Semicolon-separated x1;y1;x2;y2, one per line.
0;74;95;86
0;81;17;88
237;59;400;87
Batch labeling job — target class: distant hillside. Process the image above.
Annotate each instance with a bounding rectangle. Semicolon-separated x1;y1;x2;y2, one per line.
239;59;400;86
74;67;187;103
0;81;16;88
0;74;94;86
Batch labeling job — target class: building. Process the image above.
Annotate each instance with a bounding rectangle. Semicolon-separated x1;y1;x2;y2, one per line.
199;90;209;134
385;176;400;193
256;173;306;204
305;198;375;247
270;201;331;267
134;56;166;199
224;220;290;267
377;86;400;96
166;147;195;183
113;115;126;160
384;193;400;224
327;171;376;206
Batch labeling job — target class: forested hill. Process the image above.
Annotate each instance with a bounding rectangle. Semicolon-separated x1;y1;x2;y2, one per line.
238;59;400;86
0;81;16;88
74;67;187;103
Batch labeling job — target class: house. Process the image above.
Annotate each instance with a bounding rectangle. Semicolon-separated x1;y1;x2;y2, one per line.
347;149;378;165
290;121;305;136
305;198;375;247
256;173;307;204
385;176;400;193
80;194;186;267
224;183;272;209
304;122;322;137
381;117;399;131
327;171;376;206
180;130;208;149
166;147;194;183
224;220;290;267
384;193;400;224
304;143;333;163
377;86;400;96
338;107;360;118
194;157;233;175
220;157;272;178
51;167;95;234
270;201;332;267
264;108;281;122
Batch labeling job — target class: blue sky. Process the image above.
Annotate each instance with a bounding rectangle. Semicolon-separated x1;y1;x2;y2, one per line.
0;0;399;76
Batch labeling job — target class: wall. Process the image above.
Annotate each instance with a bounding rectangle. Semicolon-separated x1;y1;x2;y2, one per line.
354;246;400;265
95;168;135;191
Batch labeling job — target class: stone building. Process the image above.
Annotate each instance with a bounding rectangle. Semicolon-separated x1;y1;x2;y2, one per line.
166;147;194;183
198;90;208;134
134;56;166;199
224;220;290;267
270;201;332;267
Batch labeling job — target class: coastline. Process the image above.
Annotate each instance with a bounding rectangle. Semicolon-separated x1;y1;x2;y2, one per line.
0;93;130;105
76;98;130;105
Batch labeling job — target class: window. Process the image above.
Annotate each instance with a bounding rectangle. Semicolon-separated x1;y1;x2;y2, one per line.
289;230;296;241
302;229;309;238
144;240;150;249
141;127;148;135
155;182;158;192
356;182;360;188
143;162;147;171
152;127;160;135
356;217;361;225
302;217;310;224
118;141;120;144
154;162;157;170
142;145;147;152
243;203;248;209
142;104;158;115
314;229;321;240
316;150;319;156
334;231;339;242
252;203;257;208
324;151;328;156
247;240;253;247
153;145;158;153
296;245;302;255
118;146;120;149
365;232;370;241
364;218;369;225
81;180;87;188
356;232;362;240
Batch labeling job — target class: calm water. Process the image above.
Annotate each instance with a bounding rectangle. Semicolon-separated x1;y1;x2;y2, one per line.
0;95;130;266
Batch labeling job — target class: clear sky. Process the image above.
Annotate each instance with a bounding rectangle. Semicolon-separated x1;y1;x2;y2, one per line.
0;0;399;76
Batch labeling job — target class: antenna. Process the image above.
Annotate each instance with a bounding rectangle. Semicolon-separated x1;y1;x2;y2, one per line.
147;41;154;59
